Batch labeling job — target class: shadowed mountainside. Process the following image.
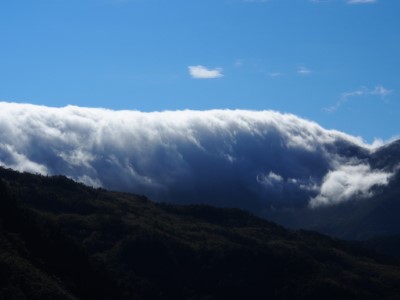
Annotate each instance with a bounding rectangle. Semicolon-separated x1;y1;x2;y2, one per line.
1;167;400;299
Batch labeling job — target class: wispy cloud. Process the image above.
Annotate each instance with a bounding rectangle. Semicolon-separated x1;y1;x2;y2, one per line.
346;0;377;4
297;66;312;76
309;0;332;3
188;65;223;79
234;59;243;67
269;72;282;78
242;0;269;3
309;0;376;4
325;85;393;112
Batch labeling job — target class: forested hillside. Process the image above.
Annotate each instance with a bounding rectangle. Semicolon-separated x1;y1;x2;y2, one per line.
1;167;400;300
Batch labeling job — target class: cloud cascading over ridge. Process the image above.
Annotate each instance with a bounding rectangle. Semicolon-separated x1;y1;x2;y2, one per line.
0;102;395;214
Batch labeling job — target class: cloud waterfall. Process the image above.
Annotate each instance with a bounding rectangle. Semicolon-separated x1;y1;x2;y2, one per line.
0;102;395;212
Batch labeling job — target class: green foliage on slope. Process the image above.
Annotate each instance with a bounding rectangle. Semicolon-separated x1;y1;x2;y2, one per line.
1;167;400;299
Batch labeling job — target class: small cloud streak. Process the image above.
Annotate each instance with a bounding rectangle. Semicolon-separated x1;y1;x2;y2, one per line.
234;59;243;67
347;0;376;4
242;0;269;3
325;85;393;112
257;171;284;186
188;65;223;79
297;66;312;76
370;85;392;97
269;72;282;78
309;0;331;3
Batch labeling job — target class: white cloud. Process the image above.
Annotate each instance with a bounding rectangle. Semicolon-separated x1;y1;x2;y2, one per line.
269;72;282;78
370;85;392;97
0;102;394;214
325;85;393;112
242;0;269;3
188;65;223;79
347;0;376;4
257;171;284;186
0;143;48;174
297;66;312;76
234;59;243;67
309;163;392;207
310;0;376;5
309;0;331;3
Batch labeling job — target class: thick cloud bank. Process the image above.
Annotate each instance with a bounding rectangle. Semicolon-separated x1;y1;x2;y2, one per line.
0;102;395;212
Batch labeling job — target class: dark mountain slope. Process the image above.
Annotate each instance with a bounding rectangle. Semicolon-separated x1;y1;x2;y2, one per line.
362;234;400;260
370;139;400;170
1;167;400;300
0;190;76;299
0;177;121;300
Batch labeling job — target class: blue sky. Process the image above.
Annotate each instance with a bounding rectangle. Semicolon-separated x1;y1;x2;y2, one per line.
0;0;399;142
